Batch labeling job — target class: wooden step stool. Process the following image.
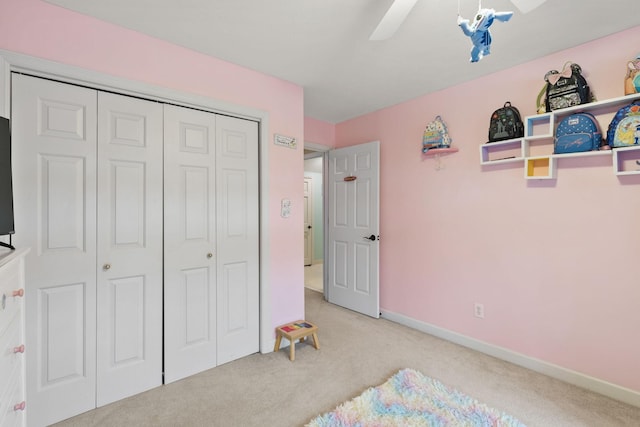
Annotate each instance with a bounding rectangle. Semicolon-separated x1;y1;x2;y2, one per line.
274;320;319;361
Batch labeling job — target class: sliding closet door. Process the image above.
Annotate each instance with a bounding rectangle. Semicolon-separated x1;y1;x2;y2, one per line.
12;74;98;426
95;92;163;405
215;115;259;365
163;104;217;383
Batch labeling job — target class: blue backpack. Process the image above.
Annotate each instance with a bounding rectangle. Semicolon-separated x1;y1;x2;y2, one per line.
554;112;602;154
606;100;640;148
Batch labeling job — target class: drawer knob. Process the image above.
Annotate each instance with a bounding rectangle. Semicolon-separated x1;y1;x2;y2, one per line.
103;263;111;271
13;401;26;411
12;289;24;298
207;252;213;259
14;344;25;354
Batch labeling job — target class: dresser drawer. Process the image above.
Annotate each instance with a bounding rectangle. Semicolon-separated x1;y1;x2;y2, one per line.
0;255;20;292
0;365;25;427
0;313;23;389
0;257;23;338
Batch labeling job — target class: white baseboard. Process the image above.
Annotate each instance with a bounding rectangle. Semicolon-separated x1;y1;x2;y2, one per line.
381;309;640;408
261;338;276;354
261;337;289;354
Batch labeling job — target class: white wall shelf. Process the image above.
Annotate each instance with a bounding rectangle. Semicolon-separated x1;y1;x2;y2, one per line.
480;93;640;179
480;138;523;165
613;145;640;176
525;156;555;179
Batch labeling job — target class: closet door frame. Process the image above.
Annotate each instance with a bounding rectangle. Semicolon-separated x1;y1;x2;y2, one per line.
0;50;273;355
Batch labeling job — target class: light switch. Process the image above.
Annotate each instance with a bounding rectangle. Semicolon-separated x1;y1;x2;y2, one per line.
281;199;291;218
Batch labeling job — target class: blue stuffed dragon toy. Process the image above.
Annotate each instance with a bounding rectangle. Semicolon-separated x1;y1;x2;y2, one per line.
457;7;513;62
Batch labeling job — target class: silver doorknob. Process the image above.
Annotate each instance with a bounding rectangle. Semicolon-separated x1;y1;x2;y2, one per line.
103;263;111;271
207;252;213;259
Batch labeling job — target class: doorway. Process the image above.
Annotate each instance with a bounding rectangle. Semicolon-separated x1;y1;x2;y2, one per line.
303;143;328;294
303;140;380;318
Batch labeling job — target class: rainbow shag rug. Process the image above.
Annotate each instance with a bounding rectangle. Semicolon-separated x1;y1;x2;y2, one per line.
307;369;526;427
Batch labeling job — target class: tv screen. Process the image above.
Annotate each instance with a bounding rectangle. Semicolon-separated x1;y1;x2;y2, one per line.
0;116;15;237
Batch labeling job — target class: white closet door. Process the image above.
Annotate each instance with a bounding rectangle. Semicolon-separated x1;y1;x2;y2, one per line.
12;74;98;426
163;104;217;383
96;92;163;405
215;115;259;365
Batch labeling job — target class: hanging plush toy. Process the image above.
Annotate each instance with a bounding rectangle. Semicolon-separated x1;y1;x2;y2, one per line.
457;1;513;63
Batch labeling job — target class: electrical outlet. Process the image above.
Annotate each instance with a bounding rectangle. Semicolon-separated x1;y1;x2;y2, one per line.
474;303;484;319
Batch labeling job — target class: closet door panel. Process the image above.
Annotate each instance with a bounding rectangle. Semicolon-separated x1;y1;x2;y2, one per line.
163;104;217;383
215;115;259;365
96;92;163;406
40;155;87;251
12;74;98;427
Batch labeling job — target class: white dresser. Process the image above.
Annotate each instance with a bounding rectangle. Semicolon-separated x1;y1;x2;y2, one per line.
0;248;28;427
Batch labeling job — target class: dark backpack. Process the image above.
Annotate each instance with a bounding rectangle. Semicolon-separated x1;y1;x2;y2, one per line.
487;102;524;143
554;112;602;154
606;100;640;148
544;62;591;112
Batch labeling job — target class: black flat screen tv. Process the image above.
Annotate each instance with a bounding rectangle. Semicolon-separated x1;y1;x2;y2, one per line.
0;116;15;250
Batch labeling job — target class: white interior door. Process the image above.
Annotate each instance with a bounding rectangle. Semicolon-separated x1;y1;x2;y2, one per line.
96;92;163;405
163;104;217;383
215;115;259;365
304;177;313;266
12;74;98;426
327;141;380;318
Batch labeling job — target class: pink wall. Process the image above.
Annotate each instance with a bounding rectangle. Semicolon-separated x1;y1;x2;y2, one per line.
4;0;639;395
337;26;640;393
304;116;336;147
0;0;305;329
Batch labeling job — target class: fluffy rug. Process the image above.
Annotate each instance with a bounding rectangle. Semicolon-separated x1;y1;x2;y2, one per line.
307;369;526;427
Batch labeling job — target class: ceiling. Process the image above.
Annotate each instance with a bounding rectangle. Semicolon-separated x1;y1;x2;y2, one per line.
45;0;640;123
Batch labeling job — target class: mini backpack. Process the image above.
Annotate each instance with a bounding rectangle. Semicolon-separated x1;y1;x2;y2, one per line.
422;116;452;152
554;112;602;154
487;102;524;143
606;100;640;148
538;62;591;113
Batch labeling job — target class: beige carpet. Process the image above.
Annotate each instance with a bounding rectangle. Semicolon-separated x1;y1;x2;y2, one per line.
55;289;640;426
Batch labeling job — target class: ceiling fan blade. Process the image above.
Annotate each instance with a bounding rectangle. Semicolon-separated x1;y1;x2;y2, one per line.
510;0;547;14
369;0;419;41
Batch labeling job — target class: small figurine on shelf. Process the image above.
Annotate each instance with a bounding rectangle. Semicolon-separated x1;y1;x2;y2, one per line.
422;115;452;153
625;54;640;95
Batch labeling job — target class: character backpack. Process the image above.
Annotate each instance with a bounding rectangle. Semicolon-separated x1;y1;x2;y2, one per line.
541;62;591;112
554;112;602;154
422;116;452;153
607;100;640;148
487;102;524;142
